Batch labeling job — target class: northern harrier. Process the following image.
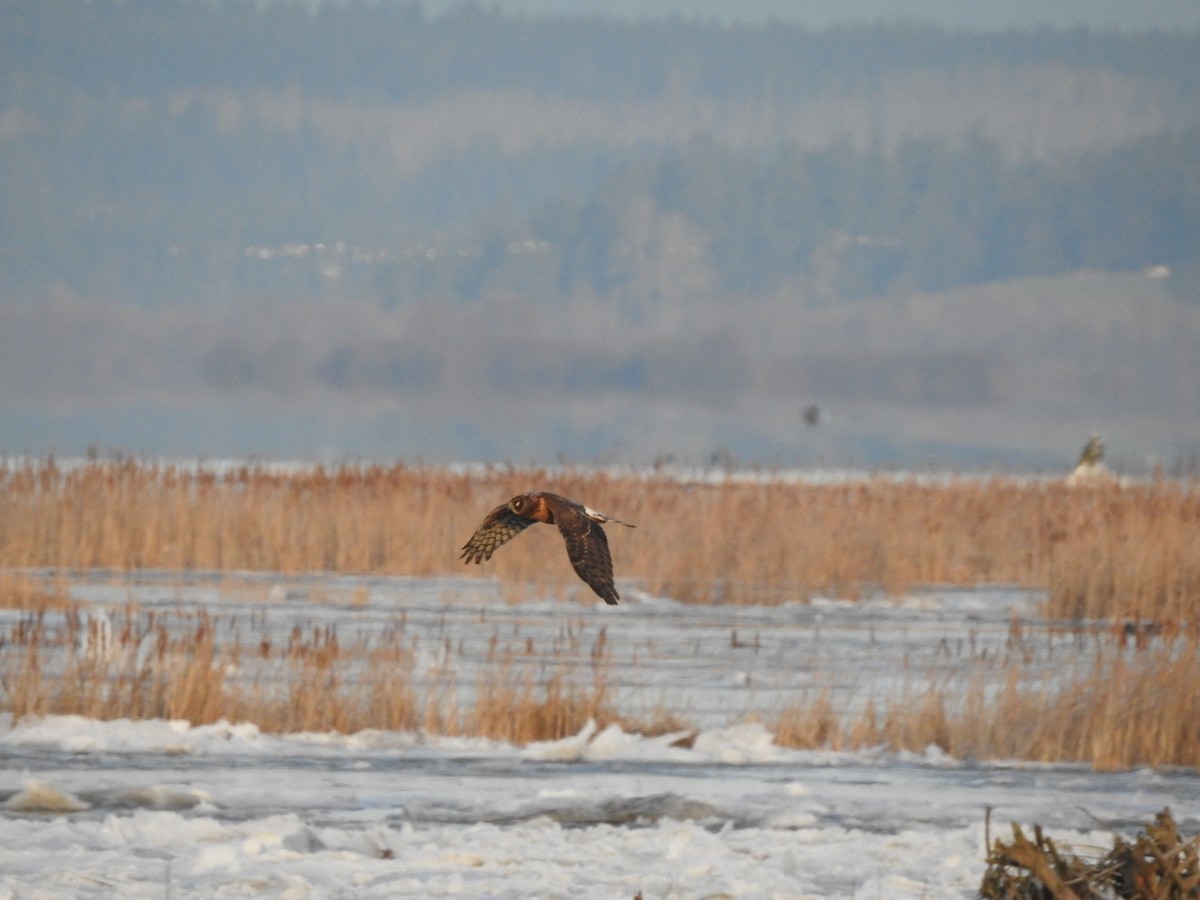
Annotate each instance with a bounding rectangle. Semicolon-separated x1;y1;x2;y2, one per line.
460;491;635;605
1066;434;1114;486
1076;434;1104;467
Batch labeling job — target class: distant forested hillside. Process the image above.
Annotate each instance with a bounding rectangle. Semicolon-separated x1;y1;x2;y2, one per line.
8;1;1198;101
2;0;1199;310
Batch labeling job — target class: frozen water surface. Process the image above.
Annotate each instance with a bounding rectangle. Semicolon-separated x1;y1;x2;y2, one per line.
2;571;1198;898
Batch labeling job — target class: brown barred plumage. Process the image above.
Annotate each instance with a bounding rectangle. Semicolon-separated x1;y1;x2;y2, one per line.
460;491;635;605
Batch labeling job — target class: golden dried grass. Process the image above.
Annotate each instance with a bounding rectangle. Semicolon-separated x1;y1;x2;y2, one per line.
1042;483;1200;622
3;458;1200;766
3;458;1198;620
0;604;612;744
774;633;1200;770
0;606;417;732
466;665;615;744
0;572;76;612
3;596;1199;767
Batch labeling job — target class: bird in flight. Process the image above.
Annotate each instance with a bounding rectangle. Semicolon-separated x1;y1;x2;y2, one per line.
460;491;635;605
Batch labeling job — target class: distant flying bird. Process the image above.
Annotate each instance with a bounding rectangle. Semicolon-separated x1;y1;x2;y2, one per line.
460;491;635;605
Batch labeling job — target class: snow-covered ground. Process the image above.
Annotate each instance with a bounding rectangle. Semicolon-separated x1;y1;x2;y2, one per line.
2;573;1198;898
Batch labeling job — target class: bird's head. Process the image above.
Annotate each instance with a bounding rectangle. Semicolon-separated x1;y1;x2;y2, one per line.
508;492;552;523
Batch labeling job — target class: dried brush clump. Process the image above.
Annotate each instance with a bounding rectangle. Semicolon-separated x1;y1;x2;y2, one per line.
467;627;617;743
980;807;1200;899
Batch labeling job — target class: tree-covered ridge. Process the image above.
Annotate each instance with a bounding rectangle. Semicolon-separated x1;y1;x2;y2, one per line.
6;0;1199;101
1;0;1198;310
5;109;1192;309
529;128;1200;300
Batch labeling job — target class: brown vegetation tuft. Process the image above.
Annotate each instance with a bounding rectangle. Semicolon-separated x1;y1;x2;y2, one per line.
0;572;76;612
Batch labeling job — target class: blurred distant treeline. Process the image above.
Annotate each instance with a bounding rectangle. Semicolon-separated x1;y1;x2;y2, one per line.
2;0;1199;310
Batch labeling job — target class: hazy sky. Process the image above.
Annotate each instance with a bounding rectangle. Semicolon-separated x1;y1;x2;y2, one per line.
424;0;1200;32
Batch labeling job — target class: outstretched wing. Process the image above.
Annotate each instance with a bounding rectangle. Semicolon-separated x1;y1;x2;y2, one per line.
460;504;535;564
554;509;620;606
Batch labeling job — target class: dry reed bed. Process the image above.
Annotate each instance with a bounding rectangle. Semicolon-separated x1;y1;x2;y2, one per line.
5;459;1199;767
4;599;1200;769
773;632;1200;770
0;572;76;612
2;458;1198;620
0;604;615;743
